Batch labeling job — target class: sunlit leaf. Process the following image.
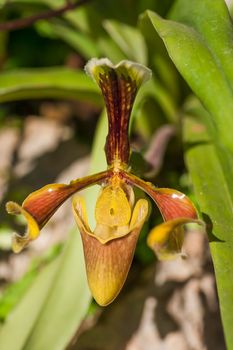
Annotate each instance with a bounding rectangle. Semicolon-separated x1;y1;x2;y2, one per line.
103;20;147;64
0;244;62;320
97;36;126;63
139;12;180;102
146;8;233;152
169;0;233;92
0;254;61;349
183;109;233;350
146;4;233;346
0;68;101;104
22;230;90;350
36;21;100;59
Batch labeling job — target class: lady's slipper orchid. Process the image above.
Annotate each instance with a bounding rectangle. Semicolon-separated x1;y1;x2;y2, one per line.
6;58;202;306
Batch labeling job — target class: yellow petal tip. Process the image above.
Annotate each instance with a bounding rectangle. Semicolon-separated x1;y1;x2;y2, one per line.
6;201;21;215
6;201;40;252
147;218;203;261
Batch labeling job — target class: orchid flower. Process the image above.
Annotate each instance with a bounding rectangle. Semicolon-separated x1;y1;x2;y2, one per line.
6;58;201;306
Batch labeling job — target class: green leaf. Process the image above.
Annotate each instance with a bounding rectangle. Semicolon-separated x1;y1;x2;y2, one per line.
0;254;61;349
184;96;233;200
103;20;147;64
0;231;90;350
63;7;92;34
0;269;37;321
146;9;233;152
183;108;233;349
36;21;100;59
22;230;90;350
139;12;180;102
0;68;101;104
97;36;126;63
147;4;233;345
0;244;62;320
169;0;233;92
134;78;177;123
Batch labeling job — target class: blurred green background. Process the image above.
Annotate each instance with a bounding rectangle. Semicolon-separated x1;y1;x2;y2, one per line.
0;0;232;349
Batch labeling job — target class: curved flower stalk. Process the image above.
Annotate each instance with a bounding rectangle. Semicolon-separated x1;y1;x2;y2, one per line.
6;58;202;306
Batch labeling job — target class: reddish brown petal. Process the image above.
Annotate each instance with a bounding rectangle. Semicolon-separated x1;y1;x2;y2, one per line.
85;59;151;165
21;171;109;227
6;170;109;252
122;171;198;220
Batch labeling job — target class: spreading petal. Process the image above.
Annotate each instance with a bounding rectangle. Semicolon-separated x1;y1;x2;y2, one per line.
6;171;109;252
72;196;148;306
85;58;151;165
121;171;198;220
147;218;204;260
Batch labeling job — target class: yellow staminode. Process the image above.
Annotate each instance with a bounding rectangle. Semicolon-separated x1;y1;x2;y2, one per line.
95;185;131;227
